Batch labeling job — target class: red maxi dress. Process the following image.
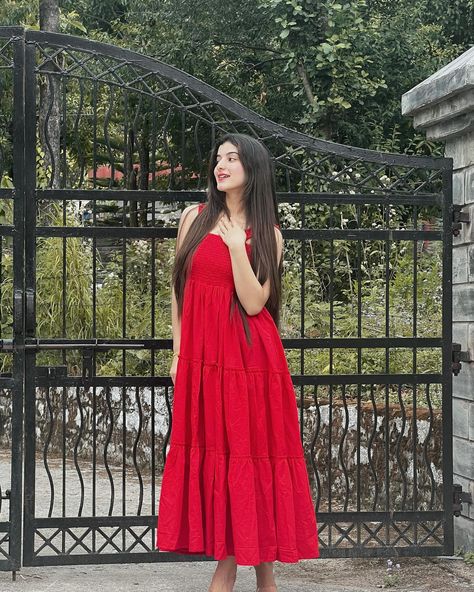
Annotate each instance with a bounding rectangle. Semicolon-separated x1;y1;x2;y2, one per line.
156;203;320;566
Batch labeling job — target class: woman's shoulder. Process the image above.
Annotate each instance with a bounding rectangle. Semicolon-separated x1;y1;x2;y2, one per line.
176;204;201;245
180;203;201;221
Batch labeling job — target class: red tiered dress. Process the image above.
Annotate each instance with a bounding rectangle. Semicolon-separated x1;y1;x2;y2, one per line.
156;202;319;566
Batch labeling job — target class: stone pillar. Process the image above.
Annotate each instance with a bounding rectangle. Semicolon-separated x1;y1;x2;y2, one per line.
402;46;474;552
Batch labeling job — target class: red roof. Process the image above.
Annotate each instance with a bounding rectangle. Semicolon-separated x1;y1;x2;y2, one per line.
87;163;185;181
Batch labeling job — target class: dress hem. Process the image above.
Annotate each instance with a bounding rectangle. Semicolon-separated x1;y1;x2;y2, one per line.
155;541;320;566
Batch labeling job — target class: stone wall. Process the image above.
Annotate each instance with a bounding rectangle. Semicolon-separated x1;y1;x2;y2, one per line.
302;398;443;512
0;387;443;514
0;387;170;471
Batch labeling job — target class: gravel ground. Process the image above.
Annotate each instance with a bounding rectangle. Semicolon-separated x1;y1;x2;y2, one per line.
0;555;472;592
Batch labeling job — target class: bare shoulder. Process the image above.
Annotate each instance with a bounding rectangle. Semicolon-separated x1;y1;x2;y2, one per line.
179;203;201;226
176;203;201;252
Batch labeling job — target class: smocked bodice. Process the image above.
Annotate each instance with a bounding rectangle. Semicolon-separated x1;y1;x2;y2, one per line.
189;230;253;289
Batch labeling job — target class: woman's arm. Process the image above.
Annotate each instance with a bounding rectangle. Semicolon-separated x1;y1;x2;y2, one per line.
171;204;200;353
228;226;283;316
171;284;181;354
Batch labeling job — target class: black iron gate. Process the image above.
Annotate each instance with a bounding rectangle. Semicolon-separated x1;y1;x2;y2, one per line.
0;26;463;569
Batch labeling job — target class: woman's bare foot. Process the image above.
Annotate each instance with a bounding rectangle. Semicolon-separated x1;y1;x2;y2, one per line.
208;555;237;592
254;561;277;591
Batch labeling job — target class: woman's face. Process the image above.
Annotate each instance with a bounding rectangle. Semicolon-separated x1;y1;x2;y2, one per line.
214;141;246;194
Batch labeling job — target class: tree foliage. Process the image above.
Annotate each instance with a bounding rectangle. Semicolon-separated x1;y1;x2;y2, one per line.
2;0;472;152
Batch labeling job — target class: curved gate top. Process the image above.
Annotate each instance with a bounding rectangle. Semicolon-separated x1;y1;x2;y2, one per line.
0;27;454;570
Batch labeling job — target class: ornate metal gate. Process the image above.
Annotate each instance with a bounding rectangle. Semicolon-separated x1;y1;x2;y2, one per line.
0;26;461;569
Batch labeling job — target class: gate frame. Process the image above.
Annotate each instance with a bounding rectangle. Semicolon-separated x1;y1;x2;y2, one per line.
0;27;27;574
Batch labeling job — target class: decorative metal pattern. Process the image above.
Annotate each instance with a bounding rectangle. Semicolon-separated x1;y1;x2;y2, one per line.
0;26;454;567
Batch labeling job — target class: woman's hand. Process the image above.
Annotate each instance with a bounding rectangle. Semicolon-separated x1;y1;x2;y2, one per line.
170;355;179;385
217;214;247;251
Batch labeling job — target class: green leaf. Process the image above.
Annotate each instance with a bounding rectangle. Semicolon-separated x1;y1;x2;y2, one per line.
69;19;87;33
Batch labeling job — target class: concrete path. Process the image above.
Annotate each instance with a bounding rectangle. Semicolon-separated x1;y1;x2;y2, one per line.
0;556;472;592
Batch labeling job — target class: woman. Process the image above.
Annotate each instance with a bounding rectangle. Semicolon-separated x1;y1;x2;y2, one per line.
156;133;320;592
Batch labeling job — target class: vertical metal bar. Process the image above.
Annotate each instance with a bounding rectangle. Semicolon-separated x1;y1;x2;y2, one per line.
104;386;115;517
441;164;454;554
424;382;436;509
134;385;144;516
62;174;67;341
384;200;390;544
163;107;174;190
328;198;334;546
92;384;97;551
104;85;114;189
91;80;98;553
356;204;362;546
61;76;67;189
194;120;203;190
60;72;68;551
412;203;418;545
122;381;126;531
73;78;86;187
61;70;67;556
22;37;37;567
311;384;322;513
10;30;26;573
299;173;305;442
150;180;156;549
92;81;98;188
44;387;55;518
150;98;157;190
61;385;66;552
181;110;186;188
340;383;349;511
398;382;408;510
369;383;380;512
122;168;127;547
73;386;85;517
123;89;128;188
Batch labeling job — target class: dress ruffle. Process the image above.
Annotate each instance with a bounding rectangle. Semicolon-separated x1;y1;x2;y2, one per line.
157;358;319;565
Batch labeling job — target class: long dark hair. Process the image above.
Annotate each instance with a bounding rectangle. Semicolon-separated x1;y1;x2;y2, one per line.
171;133;283;345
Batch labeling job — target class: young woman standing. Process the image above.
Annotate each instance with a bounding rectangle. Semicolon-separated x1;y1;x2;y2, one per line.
156;133;320;592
